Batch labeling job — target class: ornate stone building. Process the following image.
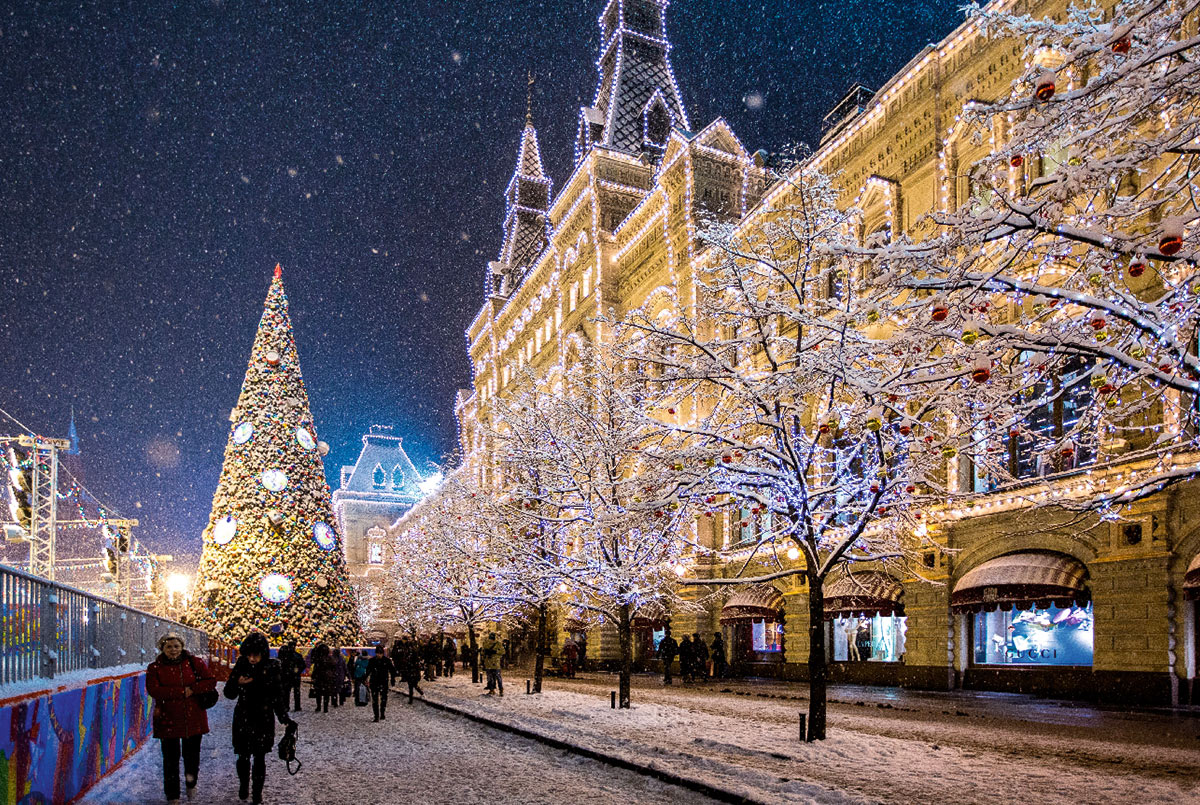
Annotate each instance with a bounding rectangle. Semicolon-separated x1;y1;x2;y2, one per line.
455;0;1200;705
332;425;424;636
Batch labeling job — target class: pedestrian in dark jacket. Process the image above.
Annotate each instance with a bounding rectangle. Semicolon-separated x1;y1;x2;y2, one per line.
422;638;438;681
332;647;348;704
402;644;424;703
310;643;339;713
276;642;306;712
351;650;370;706
692;632;710;681
679;634;695;682
711;633;727;679
658;633;678;685
365;647;396;721
442;638;457;678
223;632;294;804
146;632;217;802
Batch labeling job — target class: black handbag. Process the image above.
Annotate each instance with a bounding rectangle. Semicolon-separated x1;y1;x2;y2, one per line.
278;720;302;775
188;656;219;709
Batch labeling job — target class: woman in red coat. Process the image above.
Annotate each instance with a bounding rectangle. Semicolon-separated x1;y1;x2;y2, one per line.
146;632;216;802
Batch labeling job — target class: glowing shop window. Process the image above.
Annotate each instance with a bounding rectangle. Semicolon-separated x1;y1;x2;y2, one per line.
752;619;782;652
652;627;666;650
972;602;1093;666
368;543;384;565
830;615;907;662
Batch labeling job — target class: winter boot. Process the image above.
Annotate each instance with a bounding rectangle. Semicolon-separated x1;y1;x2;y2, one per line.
237;756;250;801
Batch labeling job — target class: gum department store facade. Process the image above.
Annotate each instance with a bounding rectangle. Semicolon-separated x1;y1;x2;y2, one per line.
449;0;1200;705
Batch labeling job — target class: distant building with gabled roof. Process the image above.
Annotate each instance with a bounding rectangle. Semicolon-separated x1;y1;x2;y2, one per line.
332;425;424;636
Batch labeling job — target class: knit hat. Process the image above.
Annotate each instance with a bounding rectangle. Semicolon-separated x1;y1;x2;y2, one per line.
240;631;270;656
157;632;187;652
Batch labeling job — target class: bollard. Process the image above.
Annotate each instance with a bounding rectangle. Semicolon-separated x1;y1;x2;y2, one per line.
611;691;617;709
526;679;531;695
799;712;807;742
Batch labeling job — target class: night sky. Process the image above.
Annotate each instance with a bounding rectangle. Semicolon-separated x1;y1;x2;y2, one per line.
0;1;964;561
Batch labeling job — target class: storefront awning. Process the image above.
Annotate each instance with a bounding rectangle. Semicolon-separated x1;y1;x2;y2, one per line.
952;552;1089;613
823;571;904;619
720;584;785;623
1184;554;1200;601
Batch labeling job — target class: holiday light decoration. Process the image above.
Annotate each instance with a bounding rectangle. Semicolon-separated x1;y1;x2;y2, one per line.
187;265;359;645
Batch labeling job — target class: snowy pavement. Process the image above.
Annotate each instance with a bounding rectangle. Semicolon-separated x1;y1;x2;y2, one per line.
419;671;1200;805
80;684;717;805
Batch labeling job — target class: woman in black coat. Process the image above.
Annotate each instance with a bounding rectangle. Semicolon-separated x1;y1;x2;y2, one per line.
223;632;294;804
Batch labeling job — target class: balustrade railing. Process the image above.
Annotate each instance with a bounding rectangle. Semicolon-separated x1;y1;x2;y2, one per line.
0;563;209;687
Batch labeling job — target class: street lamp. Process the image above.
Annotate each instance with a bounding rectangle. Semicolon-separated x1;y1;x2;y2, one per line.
166;572;192;608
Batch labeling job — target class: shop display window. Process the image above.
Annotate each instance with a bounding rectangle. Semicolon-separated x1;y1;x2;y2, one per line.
830;614;907;662
652;627;666;650
972;602;1093;666
752;619;783;652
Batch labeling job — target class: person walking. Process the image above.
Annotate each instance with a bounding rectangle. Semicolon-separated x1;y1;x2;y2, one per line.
365;647;395;721
351;650;370;706
223;632;295;804
402;642;424;703
422;638;438;682
692;632;710;681
480;631;503;696
146;632;216;802
710;633;727;679
561;637;579;679
332;647;348;705
276;641;306;712
442;638;457;679
658;631;678;685
679;634;694;683
310;643;339;713
390;638;404;684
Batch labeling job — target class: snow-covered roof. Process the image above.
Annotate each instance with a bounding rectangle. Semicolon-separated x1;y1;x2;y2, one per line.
336;425;424;500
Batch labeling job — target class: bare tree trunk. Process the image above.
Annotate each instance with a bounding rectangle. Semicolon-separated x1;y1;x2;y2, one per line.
533;602;548;693
807;574;827;740
468;625;480;684
618;602;632;709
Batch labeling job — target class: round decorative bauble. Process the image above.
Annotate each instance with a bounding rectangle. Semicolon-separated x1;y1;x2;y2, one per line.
233;422;254;445
261;469;288;491
296;427;316;451
260;574;293;604
313;522;336;551
265;350;281;366
314;574;328;589
213;515;237;545
317;441;330;456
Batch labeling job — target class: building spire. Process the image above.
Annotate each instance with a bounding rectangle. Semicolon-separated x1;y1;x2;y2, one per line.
575;0;690;161
526;69;535;128
488;103;553;298
67;406;79;456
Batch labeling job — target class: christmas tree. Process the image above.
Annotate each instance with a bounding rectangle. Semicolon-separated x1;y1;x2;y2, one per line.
188;265;360;645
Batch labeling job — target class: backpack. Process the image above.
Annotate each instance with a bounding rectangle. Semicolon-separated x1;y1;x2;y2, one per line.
277;720;302;775
187;655;219;709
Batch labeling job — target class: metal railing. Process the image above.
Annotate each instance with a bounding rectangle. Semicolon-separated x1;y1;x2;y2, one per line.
0;563;209;687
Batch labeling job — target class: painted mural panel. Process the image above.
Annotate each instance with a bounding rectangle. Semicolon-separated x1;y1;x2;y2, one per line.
0;672;150;805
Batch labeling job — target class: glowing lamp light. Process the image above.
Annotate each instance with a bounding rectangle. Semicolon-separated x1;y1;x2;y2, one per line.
673;563;687;577
166;573;192;599
786;546;800;561
557;582;569;593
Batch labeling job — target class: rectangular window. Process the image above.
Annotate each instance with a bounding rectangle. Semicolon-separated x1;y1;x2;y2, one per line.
1012;356;1095;478
752;619;783;652
368;543;384;565
582;271;591;299
972;602;1093;666
570;283;578;311
830;615;907;662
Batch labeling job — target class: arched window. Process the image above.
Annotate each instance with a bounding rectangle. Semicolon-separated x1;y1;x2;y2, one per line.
644;98;671;148
372;464;386;489
391;465;405;489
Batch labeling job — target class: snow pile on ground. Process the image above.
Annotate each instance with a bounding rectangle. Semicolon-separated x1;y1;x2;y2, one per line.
422;672;1200;805
80;684;721;805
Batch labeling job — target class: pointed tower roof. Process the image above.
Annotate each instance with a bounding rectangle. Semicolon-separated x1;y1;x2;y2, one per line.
575;0;690;161
490;113;553;298
189;265;359;645
67;406;79;456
